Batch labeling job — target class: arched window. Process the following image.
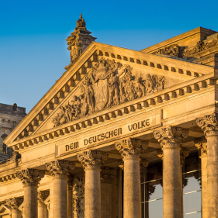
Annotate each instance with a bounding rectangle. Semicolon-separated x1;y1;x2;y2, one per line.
0;134;7;154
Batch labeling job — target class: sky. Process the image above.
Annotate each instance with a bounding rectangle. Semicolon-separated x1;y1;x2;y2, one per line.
0;0;218;113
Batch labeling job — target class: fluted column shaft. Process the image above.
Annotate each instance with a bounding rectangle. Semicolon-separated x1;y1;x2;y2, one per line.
154;126;188;218
195;138;207;218
46;160;75;218
116;138;148;218
77;150;108;218
17;169;44;218
197;113;218;218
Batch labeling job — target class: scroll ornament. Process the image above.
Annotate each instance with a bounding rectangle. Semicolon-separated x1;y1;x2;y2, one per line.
196;113;218;137
17;169;44;186
53;58;166;127
77;150;108;169
115;138;148;158
46;160;75;177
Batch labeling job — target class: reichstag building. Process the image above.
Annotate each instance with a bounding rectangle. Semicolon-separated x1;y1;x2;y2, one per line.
1;14;218;218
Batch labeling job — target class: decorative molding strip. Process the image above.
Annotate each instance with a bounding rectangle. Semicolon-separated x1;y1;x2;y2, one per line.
11;74;217;151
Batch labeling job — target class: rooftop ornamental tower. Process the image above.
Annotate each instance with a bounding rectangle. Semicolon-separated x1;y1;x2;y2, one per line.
66;14;96;68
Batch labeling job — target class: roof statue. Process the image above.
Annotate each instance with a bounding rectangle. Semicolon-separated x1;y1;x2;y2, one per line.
66;14;96;67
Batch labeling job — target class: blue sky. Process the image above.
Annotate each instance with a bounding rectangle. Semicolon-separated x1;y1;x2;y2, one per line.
1;0;218;112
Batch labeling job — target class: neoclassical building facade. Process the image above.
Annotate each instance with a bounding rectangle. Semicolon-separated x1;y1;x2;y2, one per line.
1;15;218;218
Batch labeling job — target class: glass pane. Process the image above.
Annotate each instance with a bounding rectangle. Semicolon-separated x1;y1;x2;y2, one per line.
184;211;201;218
146;180;163;201
183;173;201;193
183;191;201;214
145;198;163;218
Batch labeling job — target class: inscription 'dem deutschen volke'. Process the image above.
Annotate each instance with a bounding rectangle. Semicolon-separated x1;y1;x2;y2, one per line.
65;119;150;151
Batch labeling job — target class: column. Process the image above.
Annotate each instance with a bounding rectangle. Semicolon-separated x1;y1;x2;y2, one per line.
101;167;116;218
38;191;49;218
115;138;148;218
67;176;73;218
17;169;44;218
46;160;75;218
196;113;218;218
195;137;207;218
77;150;108;218
154;126;188;218
180;148;190;218
5;198;22;218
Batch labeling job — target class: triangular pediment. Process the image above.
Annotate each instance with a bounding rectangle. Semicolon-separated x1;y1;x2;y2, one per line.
4;41;214;147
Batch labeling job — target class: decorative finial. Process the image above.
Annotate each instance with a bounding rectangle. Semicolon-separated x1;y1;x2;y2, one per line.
80;13;83;19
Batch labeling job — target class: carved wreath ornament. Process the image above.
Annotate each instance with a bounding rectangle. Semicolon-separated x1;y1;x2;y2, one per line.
53;58;166;127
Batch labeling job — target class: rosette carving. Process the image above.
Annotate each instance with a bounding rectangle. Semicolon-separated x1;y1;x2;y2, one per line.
153;126;188;149
194;137;207;157
115;138;148;159
17;169;44;186
46;160;75;178
77;150;108;170
196;113;218;137
101;167;116;183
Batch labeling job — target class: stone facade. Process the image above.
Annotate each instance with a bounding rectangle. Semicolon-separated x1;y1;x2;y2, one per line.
0;103;26;161
1;16;218;217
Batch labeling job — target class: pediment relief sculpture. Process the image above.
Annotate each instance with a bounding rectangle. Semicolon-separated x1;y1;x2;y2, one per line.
53;58;166;127
155;44;180;57
183;36;218;57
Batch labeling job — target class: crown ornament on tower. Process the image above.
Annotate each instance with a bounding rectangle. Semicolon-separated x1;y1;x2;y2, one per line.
66;14;96;68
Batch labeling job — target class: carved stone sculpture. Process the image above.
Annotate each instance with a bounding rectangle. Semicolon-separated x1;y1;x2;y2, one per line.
77;150;108;170
180;148;190;166
66;14;96;64
5;198;23;210
17;169;44;186
196;112;218;137
101;167;116;183
153;126;189;149
183;37;218;58
156;44;180;57
194;137;207;157
73;177;85;218
115;138;148;158
53;58;166;127
46;160;75;179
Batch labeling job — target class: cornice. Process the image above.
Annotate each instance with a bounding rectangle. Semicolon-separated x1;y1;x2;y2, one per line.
141;27;217;54
8;72;217;152
4;42;215;146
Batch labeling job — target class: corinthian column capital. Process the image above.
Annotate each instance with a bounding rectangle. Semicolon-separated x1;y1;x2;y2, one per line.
46;160;75;179
194;137;207;157
5;197;23;210
180;148;190;166
17;169;44;186
196;113;218;137
77;150;108;170
115;138;148;159
153;126;188;149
